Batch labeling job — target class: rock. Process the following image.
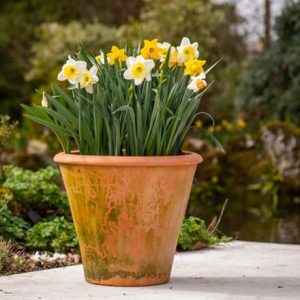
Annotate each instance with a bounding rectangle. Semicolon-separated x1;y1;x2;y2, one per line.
261;123;300;190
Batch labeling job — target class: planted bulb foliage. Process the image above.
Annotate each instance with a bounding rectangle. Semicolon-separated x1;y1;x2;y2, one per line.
23;37;217;156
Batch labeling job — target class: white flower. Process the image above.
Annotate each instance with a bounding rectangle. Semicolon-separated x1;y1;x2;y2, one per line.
79;65;99;94
158;42;171;61
95;51;106;64
176;37;199;64
187;73;207;93
57;55;87;85
124;55;155;85
41;92;48;107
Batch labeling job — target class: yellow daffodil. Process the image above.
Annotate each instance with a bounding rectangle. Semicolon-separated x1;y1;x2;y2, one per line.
236;118;246;128
41;92;48;107
177;37;199;64
184;59;206;76
57;55;87;84
124;55;155;85
221;120;233;131
187;73;207;93
140;39;160;60
195;120;203;128
107;46;127;65
80;66;99;94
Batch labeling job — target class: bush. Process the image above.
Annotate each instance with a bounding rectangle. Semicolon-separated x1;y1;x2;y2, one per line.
239;2;300;125
0;207;29;242
3;165;69;214
26;217;78;253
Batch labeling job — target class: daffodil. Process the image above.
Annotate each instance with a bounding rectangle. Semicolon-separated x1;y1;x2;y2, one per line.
80;65;99;94
41;92;48;107
95;51;105;64
57;55;87;84
177;37;199;64
187;73;207;93
158;42;171;60
195;120;203;128
124;55;155;85
107;46;127;65
140;39;160;60
184;59;206;76
236;118;246;129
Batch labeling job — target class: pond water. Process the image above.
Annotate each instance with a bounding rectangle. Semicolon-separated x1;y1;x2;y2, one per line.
189;196;300;244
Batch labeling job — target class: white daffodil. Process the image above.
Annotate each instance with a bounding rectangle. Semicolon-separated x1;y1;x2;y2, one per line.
176;37;199;64
187;73;207;93
124;55;155;85
41;92;48;107
95;51;106;64
57;55;87;85
158;42;171;61
79;65;99;94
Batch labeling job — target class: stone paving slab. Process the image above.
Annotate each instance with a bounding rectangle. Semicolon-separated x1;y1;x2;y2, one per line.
1;241;300;299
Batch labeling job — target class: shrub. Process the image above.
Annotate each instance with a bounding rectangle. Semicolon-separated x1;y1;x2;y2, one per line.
0;206;29;242
239;2;300;125
3;165;69;214
26;217;78;253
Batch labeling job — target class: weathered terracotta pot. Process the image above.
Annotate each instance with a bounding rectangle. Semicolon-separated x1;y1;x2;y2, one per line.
54;151;202;286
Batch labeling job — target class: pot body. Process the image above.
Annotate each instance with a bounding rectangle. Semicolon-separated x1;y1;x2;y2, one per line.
54;152;202;286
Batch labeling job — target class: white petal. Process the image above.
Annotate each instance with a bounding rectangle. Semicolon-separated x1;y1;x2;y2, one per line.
85;85;93;94
126;57;136;68
145;59;155;71
76;61;87;72
124;69;132;80
194;49;199;58
145;73;152;81
180;37;190;47
91;74;99;83
67;55;76;64
134;78;144;85
136;55;146;63
192;42;198;50
57;71;66;81
90;65;98;75
187;80;197;91
68;78;80;85
198;73;206;80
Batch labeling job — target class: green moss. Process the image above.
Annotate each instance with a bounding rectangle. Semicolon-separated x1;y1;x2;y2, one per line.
108;206;121;222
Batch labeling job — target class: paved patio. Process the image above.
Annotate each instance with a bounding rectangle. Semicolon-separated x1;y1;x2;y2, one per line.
1;241;300;299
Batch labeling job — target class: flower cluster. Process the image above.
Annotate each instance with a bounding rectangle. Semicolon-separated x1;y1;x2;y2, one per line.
57;56;99;93
56;37;207;93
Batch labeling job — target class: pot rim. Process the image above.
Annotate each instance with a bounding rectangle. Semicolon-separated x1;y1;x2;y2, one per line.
54;151;203;166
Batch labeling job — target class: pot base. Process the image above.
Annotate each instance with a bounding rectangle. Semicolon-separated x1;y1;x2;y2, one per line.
85;275;170;287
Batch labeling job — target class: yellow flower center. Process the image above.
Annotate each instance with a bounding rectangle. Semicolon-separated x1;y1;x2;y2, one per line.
196;79;206;90
183;46;195;60
63;65;79;79
131;62;147;78
81;72;91;87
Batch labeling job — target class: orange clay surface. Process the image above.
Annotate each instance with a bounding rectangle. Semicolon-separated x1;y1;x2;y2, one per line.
54;152;202;286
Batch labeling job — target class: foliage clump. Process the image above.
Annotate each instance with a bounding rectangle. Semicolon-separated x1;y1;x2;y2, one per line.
178;216;231;251
3;165;69;214
26;217;78;253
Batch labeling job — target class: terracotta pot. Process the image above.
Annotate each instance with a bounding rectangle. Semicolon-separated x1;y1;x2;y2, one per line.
54;151;202;286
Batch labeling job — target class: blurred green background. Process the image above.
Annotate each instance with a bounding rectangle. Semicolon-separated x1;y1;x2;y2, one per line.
0;0;300;257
